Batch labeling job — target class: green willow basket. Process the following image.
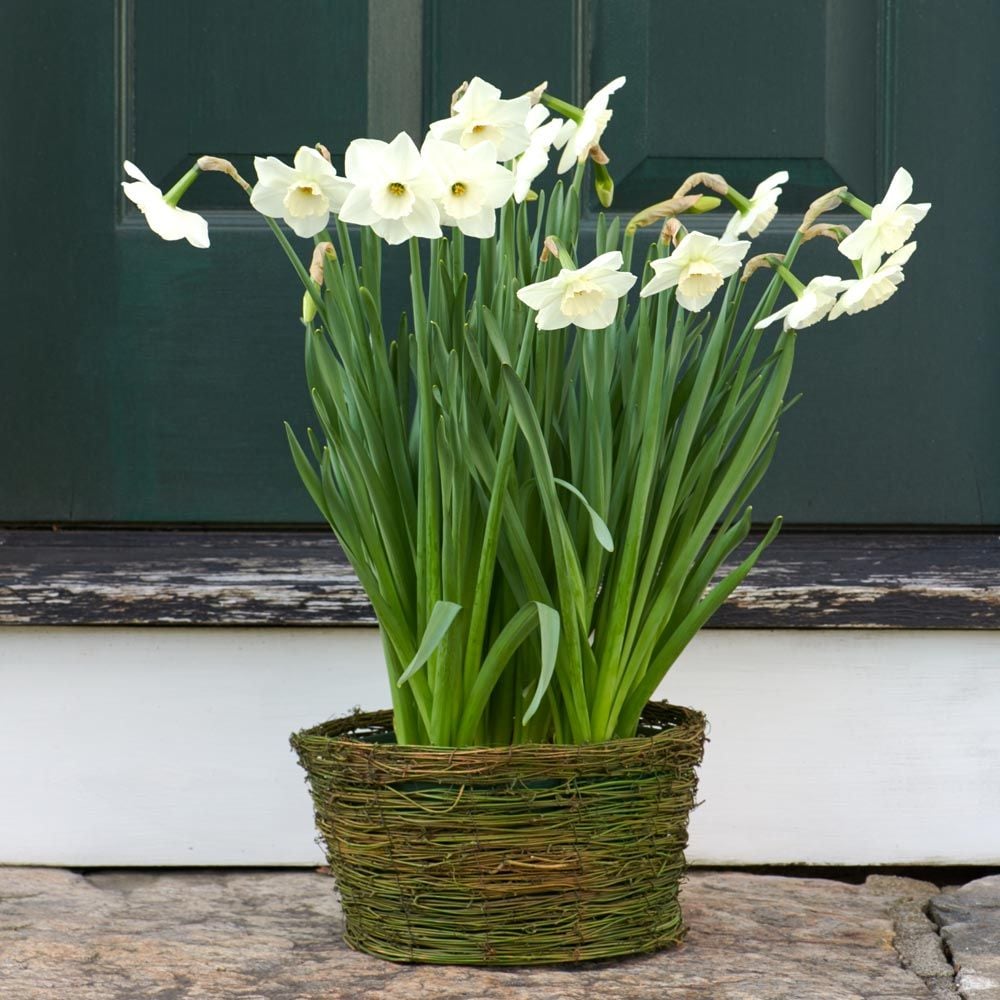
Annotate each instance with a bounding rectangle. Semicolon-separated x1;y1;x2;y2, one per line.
290;701;707;965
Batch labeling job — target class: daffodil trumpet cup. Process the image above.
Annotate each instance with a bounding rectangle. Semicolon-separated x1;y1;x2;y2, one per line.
126;75;930;965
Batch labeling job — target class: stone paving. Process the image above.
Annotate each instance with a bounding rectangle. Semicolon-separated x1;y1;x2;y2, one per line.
1;867;998;999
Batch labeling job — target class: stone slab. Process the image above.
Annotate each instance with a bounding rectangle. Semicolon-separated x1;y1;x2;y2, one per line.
0;868;955;1000
931;875;1000;1000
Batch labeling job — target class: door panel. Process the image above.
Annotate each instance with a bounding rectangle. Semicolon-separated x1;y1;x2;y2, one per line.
595;0;879;211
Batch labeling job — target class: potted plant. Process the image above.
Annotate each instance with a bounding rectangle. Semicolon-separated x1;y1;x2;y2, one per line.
124;75;930;965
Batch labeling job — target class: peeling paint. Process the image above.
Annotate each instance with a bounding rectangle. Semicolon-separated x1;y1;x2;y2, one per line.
2;529;999;628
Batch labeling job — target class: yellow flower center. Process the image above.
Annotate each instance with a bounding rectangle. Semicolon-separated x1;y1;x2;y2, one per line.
561;282;604;317
451;182;467;197
283;182;328;218
388;182;407;197
471;125;487;135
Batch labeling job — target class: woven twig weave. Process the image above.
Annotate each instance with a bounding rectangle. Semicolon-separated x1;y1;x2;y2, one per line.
291;701;706;965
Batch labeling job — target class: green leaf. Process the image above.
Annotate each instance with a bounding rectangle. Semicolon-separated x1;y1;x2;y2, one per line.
455;603;539;745
554;477;614;552
285;423;329;521
617;516;784;736
522;602;560;724
481;305;511;366
397;601;462;687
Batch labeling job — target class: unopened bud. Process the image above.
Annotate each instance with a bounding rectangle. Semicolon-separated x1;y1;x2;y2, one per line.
593;161;614;208
740;253;786;283
540;235;560;263
302;290;317;325
687;195;722;214
799;186;848;231
626;194;704;235
674;171;729;199
315;143;332;164
659;217;685;247
799;223;851;245
309;241;335;285
197;155;251;193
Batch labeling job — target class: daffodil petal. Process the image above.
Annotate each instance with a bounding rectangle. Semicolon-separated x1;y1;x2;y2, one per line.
755;303;793;330
882;167;914;212
338;185;381;226
249;180;289;218
345;138;389;182
403;195;442;239
122;160;154;186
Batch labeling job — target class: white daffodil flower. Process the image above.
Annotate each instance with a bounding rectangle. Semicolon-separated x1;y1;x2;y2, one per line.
838;168;931;274
121;161;209;248
755;276;850;331
513;105;565;203
338;132;444;245
428;77;533;161
517;251;636;331
639;232;751;312
722;170;789;241
421;138;514;239
250;146;353;239
556;76;626;174
828;242;916;320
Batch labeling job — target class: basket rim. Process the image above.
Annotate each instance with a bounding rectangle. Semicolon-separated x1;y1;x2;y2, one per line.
289;700;705;764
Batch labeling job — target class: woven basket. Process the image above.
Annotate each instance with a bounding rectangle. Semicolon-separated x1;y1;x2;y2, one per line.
290;701;706;965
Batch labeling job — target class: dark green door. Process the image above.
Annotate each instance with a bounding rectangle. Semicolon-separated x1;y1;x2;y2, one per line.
2;0;997;525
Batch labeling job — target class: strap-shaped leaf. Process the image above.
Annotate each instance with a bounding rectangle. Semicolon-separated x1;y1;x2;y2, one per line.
284;423;329;521
482;305;511;366
522;602;561;723
397;601;462;687
618;515;784;733
455;603;541;744
554;478;614;552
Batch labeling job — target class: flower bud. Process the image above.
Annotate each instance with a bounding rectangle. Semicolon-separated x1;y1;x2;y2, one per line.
799;223;851;245
659;217;685;246
687;195;722;214
626;194;711;235
196;155;251;193
593;162;614;208
674;171;729;199
799;186;847;231
540;235;561;263
302;289;317;324
302;242;335;324
309;241;335;285
740;253;785;283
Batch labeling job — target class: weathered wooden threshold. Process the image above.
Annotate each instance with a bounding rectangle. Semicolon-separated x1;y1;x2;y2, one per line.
0;528;998;628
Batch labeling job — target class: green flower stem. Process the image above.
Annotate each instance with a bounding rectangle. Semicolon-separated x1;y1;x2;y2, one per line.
162;163;201;206
540;93;583;122
571;159;587;202
839;190;874;219
775;264;806;297
724;186;752;214
408;238;443;705
263;217;326;317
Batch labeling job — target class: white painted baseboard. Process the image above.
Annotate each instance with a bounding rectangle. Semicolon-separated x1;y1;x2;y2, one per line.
1;627;997;866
